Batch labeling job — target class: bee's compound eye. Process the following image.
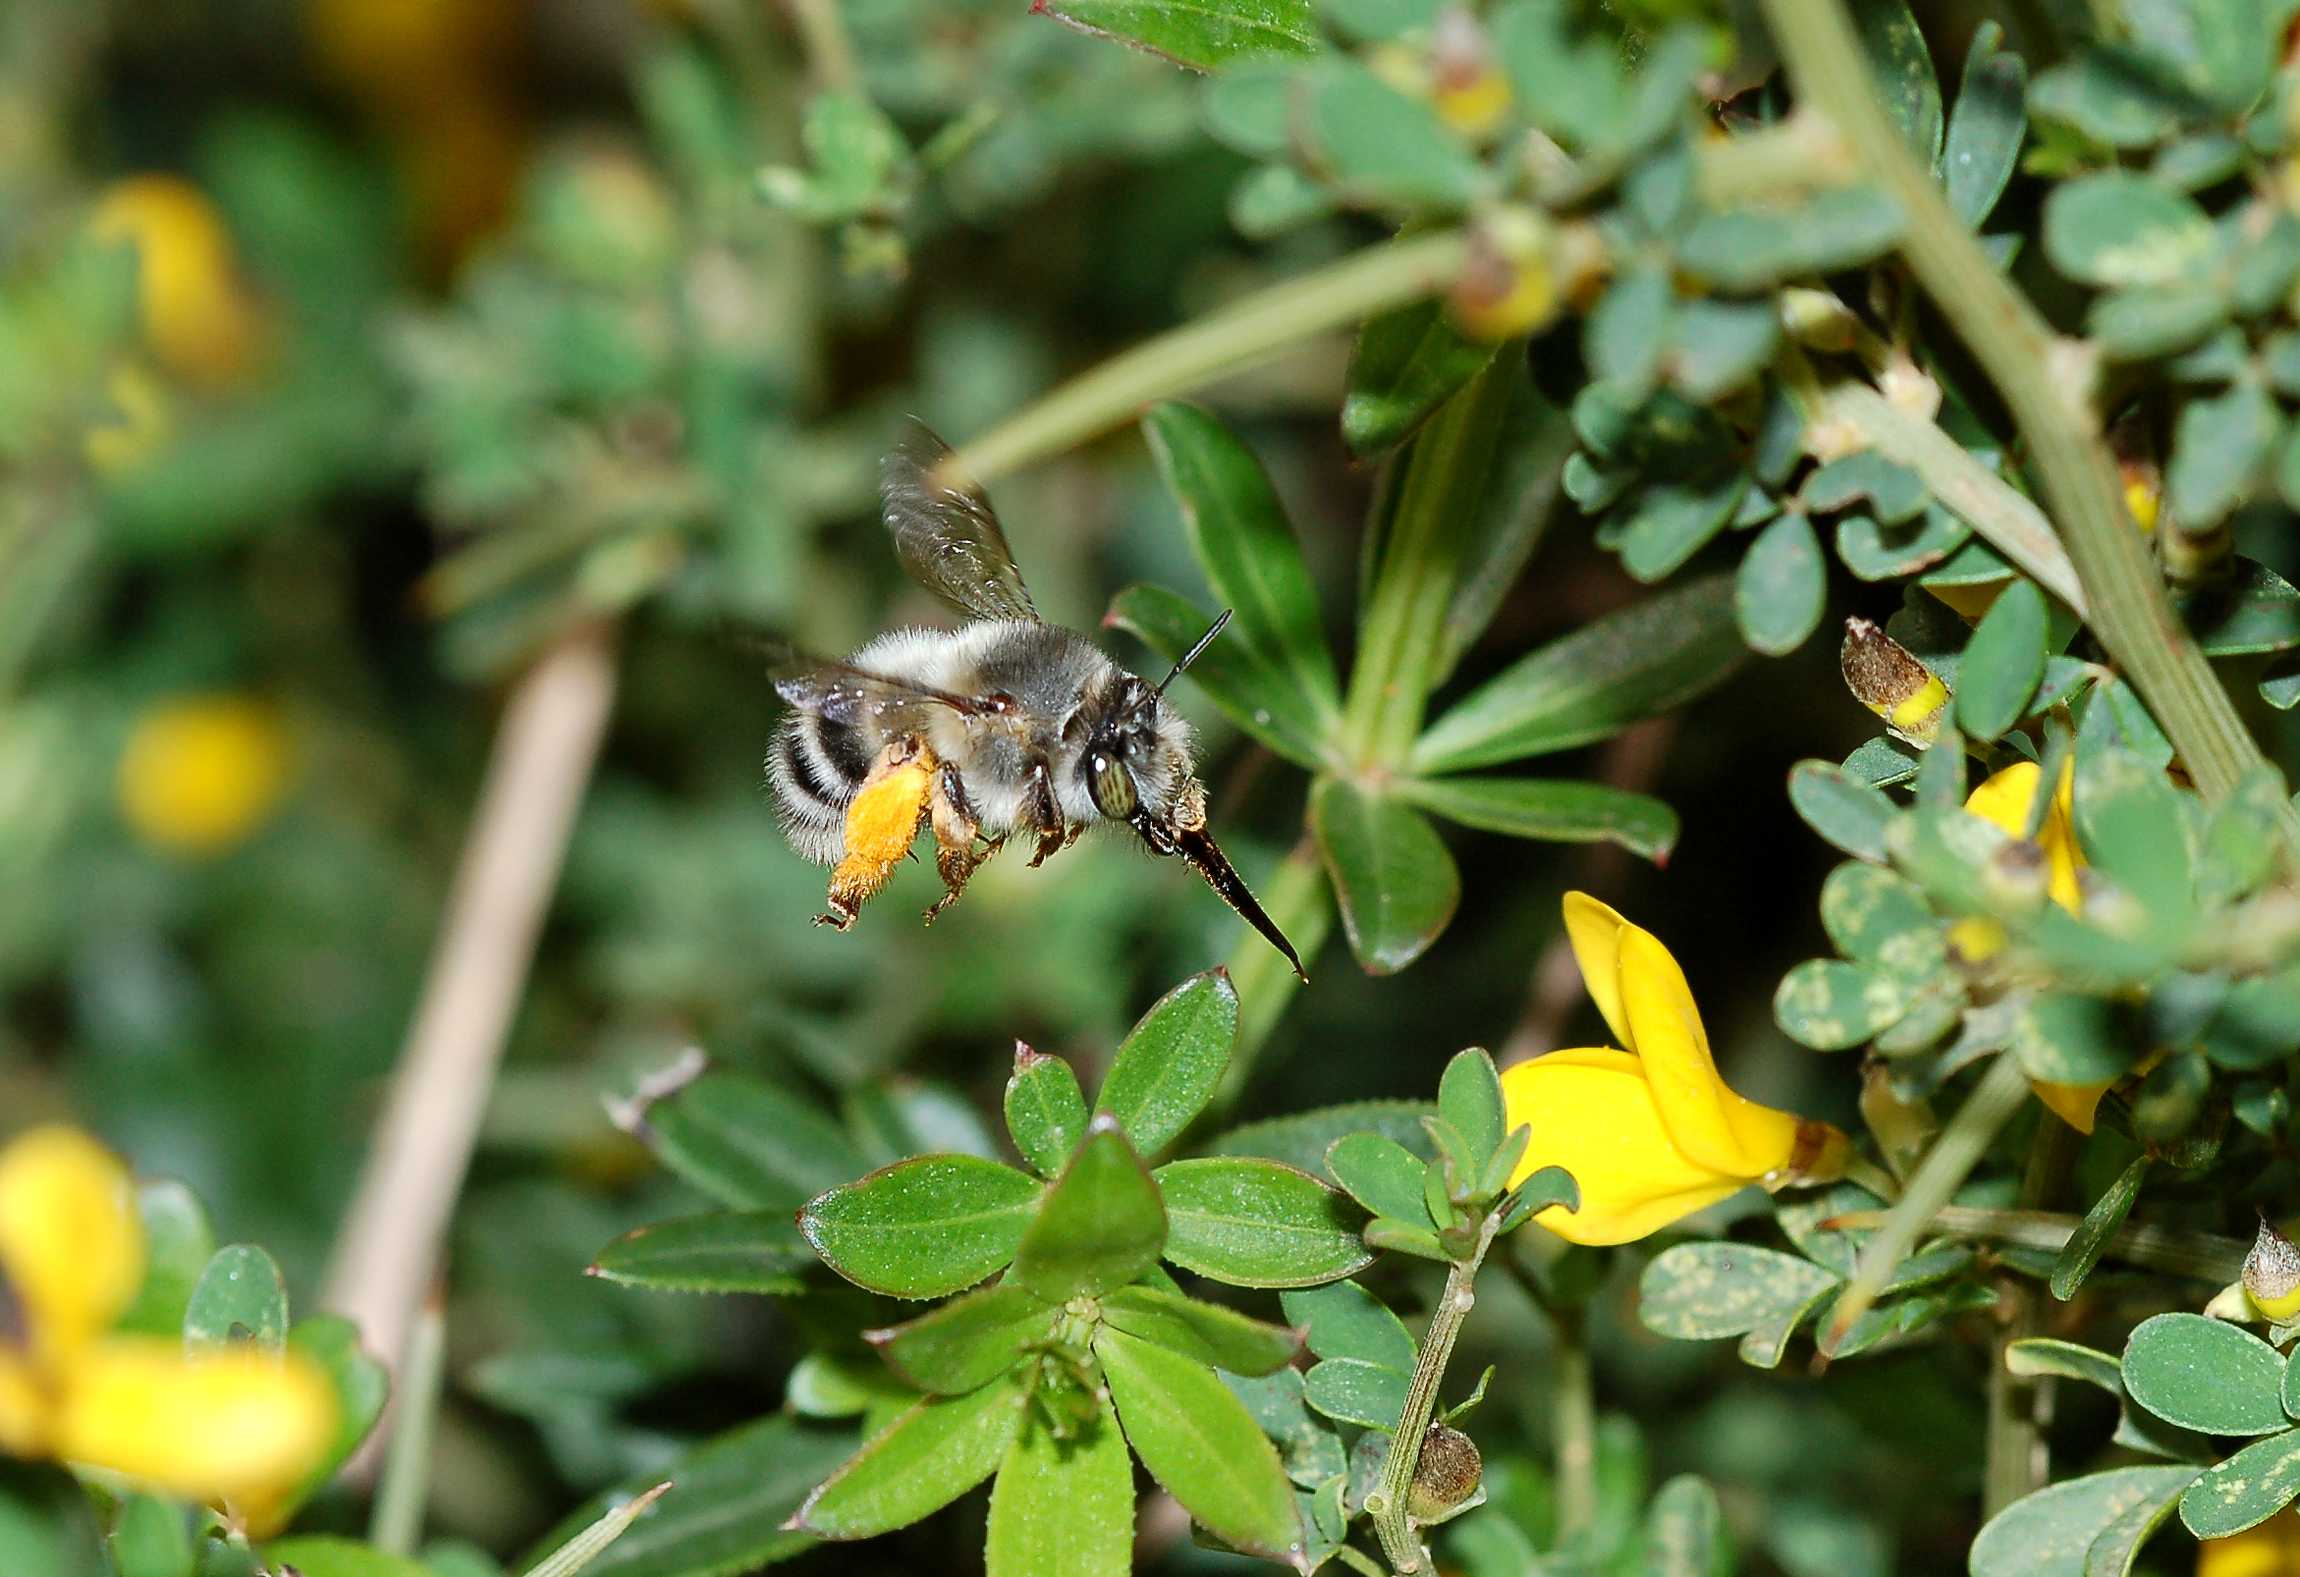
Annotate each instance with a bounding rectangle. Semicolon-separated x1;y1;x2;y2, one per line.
1088;752;1137;819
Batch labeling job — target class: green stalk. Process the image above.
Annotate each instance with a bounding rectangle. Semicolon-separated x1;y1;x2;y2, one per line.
1366;1213;1503;1575
369;1294;446;1554
1755;0;2297;841
946;231;1469;488
1829;1204;2251;1283
1343;356;1518;767
1549;1311;1598;1544
1984;1117;2073;1518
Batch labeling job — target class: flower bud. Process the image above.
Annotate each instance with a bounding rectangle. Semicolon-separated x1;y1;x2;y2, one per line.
1839;618;1947;746
1979;836;2052;919
1859;1062;1936;1182
1407;1423;1482;1523
2245;1216;2300;1322
1430;9;1510;140
1448;210;1556;342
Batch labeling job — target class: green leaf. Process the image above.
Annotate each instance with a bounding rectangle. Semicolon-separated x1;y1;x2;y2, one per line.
2029;54;2190;149
1943;23;2027;227
109;1497;190;1577
1617;474;1748;583
797;1376;1029;1539
590;1211;814;1295
2045;173;2215;288
1642;1474;1727;1577
1342;300;1496;457
1207;1101;1437;1173
1773;959;1912;1051
1413;574;1743;773
1837;505;1970;581
1014;1119;1167;1302
1311;777;1461;975
115;1182;215;1337
2014;994;2138;1086
984;1396;1134;1577
2085;1467;2200;1574
1969;1466;2201;1576
0;1464;107;1577
2123;1313;2291;1435
1397;776;1678;863
1735;511;1826;656
867;1285;1057;1395
1668;297;1780;403
1005;1047;1088;1179
1094;968;1239;1157
184;1244;288;1351
2090;282;2229;362
1433;365;1576;683
1203;60;1297;155
1805;454;1928;524
1302;1356;1408;1430
2074;743;2194;923
1586;267;1673;397
2051;1155;2149;1302
800;1156;1044;1299
1154;1157;1374;1287
1095;1326;1304;1559
635;1067;866;1212
1637;1244;1841;1340
1324;1133;1431;1227
1436;1048;1505;1172
1280;1279;1415;1372
1788;760;1898;862
1306;59;1484;212
1676;188;1904;290
2179;558;2300;657
1107;583;1327;768
1035;0;1317;70
2005;1337;2125;1393
255;1541;430;1577
1493;0;1627;153
288;1315;390;1499
2169;378;2282;530
2182;1428;2300;1537
1853;0;1944;164
1100;1285;1302;1375
1955;578;2049;741
1143;402;1342;716
1818;862;1944;974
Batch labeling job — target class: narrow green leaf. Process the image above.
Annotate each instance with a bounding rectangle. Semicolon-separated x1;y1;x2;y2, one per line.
590;1211;814;1295
1106;583;1326;767
2005;1338;2125;1393
520;1481;674;1577
2181;1429;2300;1538
1014;1119;1167;1302
1093;969;1239;1157
1100;1285;1302;1376
1412;574;1744;773
1323;1133;1431;1228
634;1067;867;1213
1280;1279;1415;1372
1853;0;1944;164
2123;1313;2290;1435
1095;1327;1304;1559
1035;0;1317;70
867;1285;1057;1396
984;1395;1133;1577
108;1497;191;1577
184;1244;288;1352
1397;775;1678;863
1437;1048;1505;1171
1943;22;2027;227
1736;511;1826;656
1154;1157;1374;1287
115;1182;215;1338
1310;776;1461;975
1955;579;2049;741
1969;1466;2201;1576
2051;1156;2150;1302
796;1376;1029;1539
1144;402;1342;716
800;1156;1044;1299
1004;1046;1088;1179
1342;300;1496;457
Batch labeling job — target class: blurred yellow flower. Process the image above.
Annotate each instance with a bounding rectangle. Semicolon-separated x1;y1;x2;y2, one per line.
1499;893;1851;1246
1955;760;2121;1133
0;1127;334;1518
2200;1507;2300;1577
116;696;292;857
88;176;269;391
82;361;174;475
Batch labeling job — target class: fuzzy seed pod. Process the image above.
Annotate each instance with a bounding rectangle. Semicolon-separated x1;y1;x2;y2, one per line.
1407;1424;1482;1523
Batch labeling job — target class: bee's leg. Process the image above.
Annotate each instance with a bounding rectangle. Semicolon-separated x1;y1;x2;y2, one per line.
818;737;936;930
923;761;987;924
1021;757;1066;868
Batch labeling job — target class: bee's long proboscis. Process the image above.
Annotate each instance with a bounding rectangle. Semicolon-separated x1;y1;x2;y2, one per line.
1170;825;1309;984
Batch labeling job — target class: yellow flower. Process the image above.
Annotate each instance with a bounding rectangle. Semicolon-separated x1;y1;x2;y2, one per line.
0;1126;335;1518
116;695;292;857
88;176;269;392
2200;1507;2300;1577
82;361;174;475
1499;893;1851;1246
1955;760;2122;1134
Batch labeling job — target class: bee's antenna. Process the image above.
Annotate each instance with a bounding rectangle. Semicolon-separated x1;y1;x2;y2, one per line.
1155;608;1233;696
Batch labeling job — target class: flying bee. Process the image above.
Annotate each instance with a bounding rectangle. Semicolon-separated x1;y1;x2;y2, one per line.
766;423;1308;980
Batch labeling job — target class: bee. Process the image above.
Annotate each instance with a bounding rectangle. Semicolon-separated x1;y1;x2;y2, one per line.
767;424;1308;980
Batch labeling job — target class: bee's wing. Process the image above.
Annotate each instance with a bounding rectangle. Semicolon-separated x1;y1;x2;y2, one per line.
765;642;1000;726
882;422;1041;624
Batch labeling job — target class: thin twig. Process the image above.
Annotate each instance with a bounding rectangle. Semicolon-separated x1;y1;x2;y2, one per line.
323;623;620;1394
369;1290;446;1553
1368;1214;1503;1574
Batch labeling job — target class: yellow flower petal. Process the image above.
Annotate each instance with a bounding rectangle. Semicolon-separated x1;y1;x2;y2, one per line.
1963;760;2082;910
52;1338;335;1510
1561;891;1633;1049
0;1349;48;1458
1499;1057;1748;1245
1616;927;1801;1177
2030;1079;2108;1136
2199;1506;2300;1577
0;1127;143;1364
116;695;292;857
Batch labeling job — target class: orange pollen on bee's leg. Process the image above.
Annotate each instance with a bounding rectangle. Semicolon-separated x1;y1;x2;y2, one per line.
829;751;937;911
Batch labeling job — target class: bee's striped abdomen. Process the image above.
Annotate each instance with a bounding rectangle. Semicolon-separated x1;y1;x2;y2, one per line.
770;713;871;865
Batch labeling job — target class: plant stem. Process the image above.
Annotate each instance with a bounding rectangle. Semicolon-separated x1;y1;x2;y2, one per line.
1822;1052;2030;1354
1984;1117;2073;1518
1343;355;1518;767
1549;1306;1598;1545
1831;1204;2251;1283
1755;0;2297;840
1368;1214;1502;1574
782;0;860;91
945;231;1469;489
369;1291;445;1554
